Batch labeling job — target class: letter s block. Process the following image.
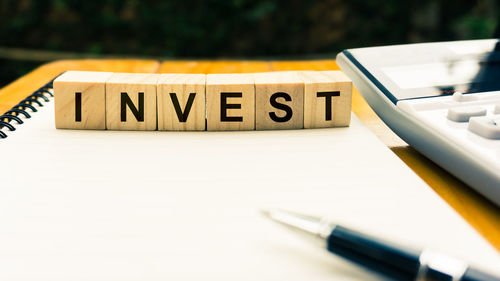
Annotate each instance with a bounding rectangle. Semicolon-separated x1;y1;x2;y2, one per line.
54;71;113;129
206;74;255;131
299;71;352;128
254;72;304;130
106;73;159;131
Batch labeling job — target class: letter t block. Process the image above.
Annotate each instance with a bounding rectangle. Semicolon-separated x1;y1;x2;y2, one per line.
54;71;113;129
299;71;352;128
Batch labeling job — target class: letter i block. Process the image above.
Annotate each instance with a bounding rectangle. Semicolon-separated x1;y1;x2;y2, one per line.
206;74;255;131
299;71;352;128
106;73;159;131
254;72;304;130
54;71;113;129
157;74;206;131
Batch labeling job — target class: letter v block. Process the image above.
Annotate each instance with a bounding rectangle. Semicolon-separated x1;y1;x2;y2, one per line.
299;71;352;128
157;74;206;131
206;74;255;131
54;71;113;129
106;73;159;130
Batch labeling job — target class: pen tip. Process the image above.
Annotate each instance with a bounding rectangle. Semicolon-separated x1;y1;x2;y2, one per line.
260;209;271;218
260;208;332;240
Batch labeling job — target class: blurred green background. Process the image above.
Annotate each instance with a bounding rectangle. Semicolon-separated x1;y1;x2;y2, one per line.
0;0;498;87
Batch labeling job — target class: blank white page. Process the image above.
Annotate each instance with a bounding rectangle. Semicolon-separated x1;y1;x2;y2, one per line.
1;100;499;281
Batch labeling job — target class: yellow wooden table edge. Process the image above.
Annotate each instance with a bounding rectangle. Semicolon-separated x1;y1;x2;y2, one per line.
1;59;499;251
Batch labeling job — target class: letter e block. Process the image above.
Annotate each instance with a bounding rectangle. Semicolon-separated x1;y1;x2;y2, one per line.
157;74;206;131
54;71;113;129
206;74;255;131
106;73;159;131
299;71;352;128
254;72;304;130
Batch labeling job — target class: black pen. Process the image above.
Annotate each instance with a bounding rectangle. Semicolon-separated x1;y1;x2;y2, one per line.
262;209;500;281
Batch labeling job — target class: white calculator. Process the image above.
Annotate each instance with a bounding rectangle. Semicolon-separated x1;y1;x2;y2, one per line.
337;39;500;206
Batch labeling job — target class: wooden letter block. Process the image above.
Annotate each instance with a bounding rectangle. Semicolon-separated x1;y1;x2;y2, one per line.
106;73;159;131
206;74;255;131
157;74;206;131
254;72;304;130
54;71;113;129
300;71;352;128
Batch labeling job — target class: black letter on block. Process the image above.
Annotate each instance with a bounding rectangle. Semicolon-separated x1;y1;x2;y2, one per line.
269;92;292;122
121;92;144;122
220;92;243;122
317;91;340;121
170;93;196;122
75;92;82;122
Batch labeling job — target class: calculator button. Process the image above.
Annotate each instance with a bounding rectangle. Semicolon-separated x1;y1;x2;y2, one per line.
452;92;478;102
468;116;500;139
447;106;486;122
494;104;500;114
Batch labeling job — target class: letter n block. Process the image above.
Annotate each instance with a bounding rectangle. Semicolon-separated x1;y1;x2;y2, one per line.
254;72;304;130
206;74;255;131
106;73;159;131
157;74;206;131
299;71;352;128
54;71;113;129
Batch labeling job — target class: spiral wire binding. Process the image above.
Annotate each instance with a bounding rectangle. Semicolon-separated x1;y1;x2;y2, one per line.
0;79;55;139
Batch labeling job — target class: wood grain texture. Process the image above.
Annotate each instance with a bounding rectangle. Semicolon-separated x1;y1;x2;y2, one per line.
206;74;255;131
254;71;304;130
299;71;352;128
0;59;498;253
105;73;159;131
157;74;206;131
54;71;113;130
159;60;270;74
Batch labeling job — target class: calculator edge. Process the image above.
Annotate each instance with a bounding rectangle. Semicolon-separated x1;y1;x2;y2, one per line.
336;50;500;207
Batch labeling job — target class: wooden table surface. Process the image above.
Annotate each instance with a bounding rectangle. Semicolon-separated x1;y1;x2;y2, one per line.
1;59;499;251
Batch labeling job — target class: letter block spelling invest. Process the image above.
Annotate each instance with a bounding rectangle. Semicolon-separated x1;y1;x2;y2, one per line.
157;74;206;131
106;73;159;131
54;70;352;131
254;72;304;130
206;74;255;131
54;71;113;129
300;71;352;128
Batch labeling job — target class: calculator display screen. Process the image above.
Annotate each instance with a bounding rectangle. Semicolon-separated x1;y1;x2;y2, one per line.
347;40;500;102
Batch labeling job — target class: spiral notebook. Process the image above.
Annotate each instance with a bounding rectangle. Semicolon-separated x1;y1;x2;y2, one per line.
0;78;499;280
